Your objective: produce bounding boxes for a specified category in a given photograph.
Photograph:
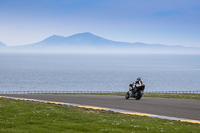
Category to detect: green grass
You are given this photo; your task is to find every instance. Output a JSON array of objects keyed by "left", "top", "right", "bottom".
[
  {"left": 43, "top": 92, "right": 200, "bottom": 100},
  {"left": 0, "top": 98, "right": 199, "bottom": 133},
  {"left": 143, "top": 93, "right": 200, "bottom": 100}
]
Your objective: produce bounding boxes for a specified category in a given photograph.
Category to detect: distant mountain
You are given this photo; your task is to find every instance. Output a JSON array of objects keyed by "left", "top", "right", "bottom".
[
  {"left": 0, "top": 41, "right": 6, "bottom": 47},
  {"left": 23, "top": 32, "right": 185, "bottom": 48},
  {"left": 1, "top": 32, "right": 200, "bottom": 54},
  {"left": 26, "top": 32, "right": 127, "bottom": 47}
]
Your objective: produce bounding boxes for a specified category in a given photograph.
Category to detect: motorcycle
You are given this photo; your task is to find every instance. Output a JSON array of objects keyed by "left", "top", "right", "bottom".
[{"left": 125, "top": 84, "right": 145, "bottom": 100}]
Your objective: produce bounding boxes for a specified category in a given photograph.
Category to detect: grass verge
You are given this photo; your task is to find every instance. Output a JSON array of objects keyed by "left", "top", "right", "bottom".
[
  {"left": 0, "top": 98, "right": 199, "bottom": 133},
  {"left": 42, "top": 92, "right": 200, "bottom": 100},
  {"left": 143, "top": 93, "right": 200, "bottom": 100}
]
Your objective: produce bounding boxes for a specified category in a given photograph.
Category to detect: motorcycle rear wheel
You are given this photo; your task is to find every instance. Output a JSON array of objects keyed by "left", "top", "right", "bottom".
[{"left": 135, "top": 90, "right": 143, "bottom": 100}]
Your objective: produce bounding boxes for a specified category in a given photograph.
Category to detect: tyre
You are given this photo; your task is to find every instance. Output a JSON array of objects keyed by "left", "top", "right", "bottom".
[
  {"left": 135, "top": 90, "right": 143, "bottom": 100},
  {"left": 125, "top": 91, "right": 130, "bottom": 99}
]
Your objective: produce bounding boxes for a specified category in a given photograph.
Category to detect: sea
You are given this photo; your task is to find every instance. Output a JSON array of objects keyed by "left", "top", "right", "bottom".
[{"left": 0, "top": 53, "right": 200, "bottom": 92}]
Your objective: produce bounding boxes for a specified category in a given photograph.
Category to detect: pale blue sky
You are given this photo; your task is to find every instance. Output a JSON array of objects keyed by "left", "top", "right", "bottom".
[{"left": 0, "top": 0, "right": 200, "bottom": 47}]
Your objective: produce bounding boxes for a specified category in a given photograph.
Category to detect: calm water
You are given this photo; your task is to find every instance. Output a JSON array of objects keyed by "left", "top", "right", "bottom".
[{"left": 0, "top": 54, "right": 200, "bottom": 92}]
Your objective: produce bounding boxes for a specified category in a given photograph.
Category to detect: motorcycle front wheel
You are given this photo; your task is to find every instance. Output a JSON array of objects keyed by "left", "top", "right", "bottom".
[{"left": 125, "top": 91, "right": 130, "bottom": 99}]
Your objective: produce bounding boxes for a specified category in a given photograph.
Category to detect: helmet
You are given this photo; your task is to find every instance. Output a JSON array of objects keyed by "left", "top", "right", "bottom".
[{"left": 137, "top": 77, "right": 141, "bottom": 81}]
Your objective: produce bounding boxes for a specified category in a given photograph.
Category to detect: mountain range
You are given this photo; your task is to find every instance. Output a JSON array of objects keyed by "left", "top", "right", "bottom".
[
  {"left": 0, "top": 41, "right": 6, "bottom": 47},
  {"left": 1, "top": 32, "right": 200, "bottom": 54}
]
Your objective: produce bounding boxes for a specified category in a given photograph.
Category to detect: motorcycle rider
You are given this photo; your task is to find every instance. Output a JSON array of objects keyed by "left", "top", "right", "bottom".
[{"left": 135, "top": 77, "right": 145, "bottom": 90}]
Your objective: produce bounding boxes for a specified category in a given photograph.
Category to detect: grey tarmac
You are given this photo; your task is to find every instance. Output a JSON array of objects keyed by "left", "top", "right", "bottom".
[{"left": 1, "top": 94, "right": 200, "bottom": 121}]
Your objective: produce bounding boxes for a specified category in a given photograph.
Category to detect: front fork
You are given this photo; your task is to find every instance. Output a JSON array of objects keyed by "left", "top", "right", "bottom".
[{"left": 129, "top": 91, "right": 135, "bottom": 98}]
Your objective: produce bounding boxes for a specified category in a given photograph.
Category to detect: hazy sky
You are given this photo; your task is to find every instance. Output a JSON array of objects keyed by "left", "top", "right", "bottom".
[{"left": 0, "top": 0, "right": 200, "bottom": 47}]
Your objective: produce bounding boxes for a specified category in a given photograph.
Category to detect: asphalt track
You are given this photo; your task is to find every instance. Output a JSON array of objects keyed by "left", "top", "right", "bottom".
[{"left": 1, "top": 94, "right": 200, "bottom": 122}]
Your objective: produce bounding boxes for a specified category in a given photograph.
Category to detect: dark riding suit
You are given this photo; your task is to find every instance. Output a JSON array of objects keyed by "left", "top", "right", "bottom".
[{"left": 135, "top": 80, "right": 145, "bottom": 90}]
